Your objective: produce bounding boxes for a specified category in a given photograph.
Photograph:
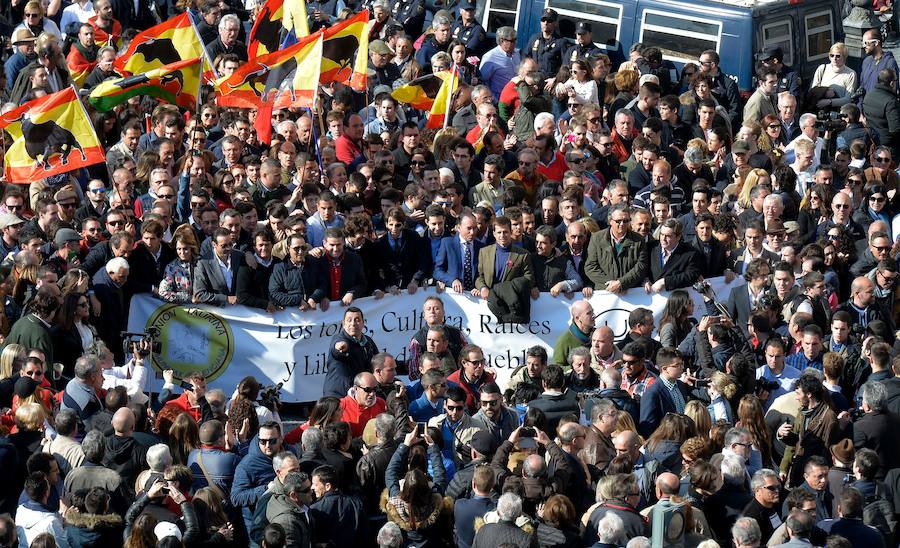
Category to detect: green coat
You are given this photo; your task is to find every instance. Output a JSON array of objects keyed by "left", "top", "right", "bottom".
[
  {"left": 553, "top": 325, "right": 589, "bottom": 368},
  {"left": 584, "top": 228, "right": 648, "bottom": 290},
  {"left": 5, "top": 314, "right": 53, "bottom": 366}
]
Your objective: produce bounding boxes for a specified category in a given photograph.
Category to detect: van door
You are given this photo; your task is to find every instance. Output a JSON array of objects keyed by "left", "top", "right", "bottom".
[{"left": 544, "top": 0, "right": 631, "bottom": 59}]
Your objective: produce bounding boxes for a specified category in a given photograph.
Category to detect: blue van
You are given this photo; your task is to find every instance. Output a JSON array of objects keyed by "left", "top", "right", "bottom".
[{"left": 478, "top": 0, "right": 844, "bottom": 92}]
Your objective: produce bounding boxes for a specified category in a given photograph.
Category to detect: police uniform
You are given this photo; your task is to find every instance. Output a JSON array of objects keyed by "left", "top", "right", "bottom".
[
  {"left": 393, "top": 0, "right": 426, "bottom": 37},
  {"left": 776, "top": 66, "right": 802, "bottom": 100},
  {"left": 524, "top": 31, "right": 565, "bottom": 78},
  {"left": 452, "top": 21, "right": 487, "bottom": 56},
  {"left": 564, "top": 41, "right": 603, "bottom": 64}
]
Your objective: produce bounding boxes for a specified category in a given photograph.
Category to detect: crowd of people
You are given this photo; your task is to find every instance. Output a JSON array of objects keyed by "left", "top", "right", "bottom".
[{"left": 0, "top": 0, "right": 898, "bottom": 547}]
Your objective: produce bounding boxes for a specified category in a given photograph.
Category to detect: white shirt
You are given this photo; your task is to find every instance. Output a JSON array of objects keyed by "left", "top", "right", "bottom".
[
  {"left": 60, "top": 2, "right": 95, "bottom": 36},
  {"left": 102, "top": 359, "right": 150, "bottom": 405},
  {"left": 215, "top": 254, "right": 233, "bottom": 291}
]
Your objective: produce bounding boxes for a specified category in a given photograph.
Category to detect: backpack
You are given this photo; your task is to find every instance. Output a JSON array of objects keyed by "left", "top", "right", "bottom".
[{"left": 863, "top": 483, "right": 897, "bottom": 546}]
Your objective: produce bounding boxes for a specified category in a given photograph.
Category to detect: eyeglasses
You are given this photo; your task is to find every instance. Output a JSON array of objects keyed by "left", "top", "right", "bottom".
[
  {"left": 446, "top": 404, "right": 465, "bottom": 411},
  {"left": 467, "top": 358, "right": 486, "bottom": 365},
  {"left": 258, "top": 438, "right": 280, "bottom": 445},
  {"left": 848, "top": 178, "right": 864, "bottom": 184},
  {"left": 732, "top": 442, "right": 752, "bottom": 448},
  {"left": 622, "top": 359, "right": 640, "bottom": 365},
  {"left": 357, "top": 385, "right": 377, "bottom": 393},
  {"left": 107, "top": 219, "right": 125, "bottom": 226},
  {"left": 568, "top": 103, "right": 580, "bottom": 108},
  {"left": 610, "top": 218, "right": 628, "bottom": 224},
  {"left": 22, "top": 369, "right": 43, "bottom": 377},
  {"left": 829, "top": 53, "right": 843, "bottom": 59},
  {"left": 158, "top": 194, "right": 176, "bottom": 199},
  {"left": 870, "top": 196, "right": 886, "bottom": 202},
  {"left": 761, "top": 485, "right": 780, "bottom": 492},
  {"left": 874, "top": 245, "right": 892, "bottom": 252},
  {"left": 518, "top": 161, "right": 535, "bottom": 166},
  {"left": 24, "top": 12, "right": 40, "bottom": 17},
  {"left": 833, "top": 203, "right": 850, "bottom": 209},
  {"left": 878, "top": 271, "right": 898, "bottom": 282},
  {"left": 5, "top": 204, "right": 22, "bottom": 211},
  {"left": 768, "top": 124, "right": 781, "bottom": 130},
  {"left": 88, "top": 188, "right": 106, "bottom": 194},
  {"left": 569, "top": 158, "right": 585, "bottom": 165},
  {"left": 588, "top": 117, "right": 600, "bottom": 123},
  {"left": 480, "top": 399, "right": 499, "bottom": 407},
  {"left": 875, "top": 156, "right": 891, "bottom": 163},
  {"left": 699, "top": 60, "right": 713, "bottom": 66},
  {"left": 410, "top": 161, "right": 426, "bottom": 166}
]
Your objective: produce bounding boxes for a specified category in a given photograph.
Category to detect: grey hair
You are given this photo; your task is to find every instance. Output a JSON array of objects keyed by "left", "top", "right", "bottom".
[
  {"left": 98, "top": 45, "right": 116, "bottom": 58},
  {"left": 496, "top": 492, "right": 523, "bottom": 521},
  {"left": 146, "top": 443, "right": 173, "bottom": 471},
  {"left": 374, "top": 413, "right": 395, "bottom": 441},
  {"left": 272, "top": 451, "right": 299, "bottom": 472},
  {"left": 54, "top": 409, "right": 78, "bottom": 436},
  {"left": 721, "top": 455, "right": 747, "bottom": 486},
  {"left": 81, "top": 430, "right": 106, "bottom": 463},
  {"left": 569, "top": 346, "right": 591, "bottom": 365},
  {"left": 534, "top": 112, "right": 555, "bottom": 132},
  {"left": 600, "top": 368, "right": 622, "bottom": 389},
  {"left": 522, "top": 454, "right": 546, "bottom": 478},
  {"left": 863, "top": 381, "right": 887, "bottom": 413},
  {"left": 626, "top": 537, "right": 651, "bottom": 548},
  {"left": 763, "top": 194, "right": 783, "bottom": 208},
  {"left": 590, "top": 398, "right": 617, "bottom": 423},
  {"left": 432, "top": 14, "right": 452, "bottom": 28},
  {"left": 376, "top": 522, "right": 403, "bottom": 548},
  {"left": 750, "top": 468, "right": 779, "bottom": 492},
  {"left": 495, "top": 26, "right": 516, "bottom": 44},
  {"left": 799, "top": 112, "right": 817, "bottom": 129},
  {"left": 724, "top": 427, "right": 751, "bottom": 448},
  {"left": 276, "top": 120, "right": 297, "bottom": 133},
  {"left": 473, "top": 84, "right": 492, "bottom": 100},
  {"left": 302, "top": 427, "right": 323, "bottom": 452},
  {"left": 218, "top": 13, "right": 240, "bottom": 31},
  {"left": 205, "top": 389, "right": 227, "bottom": 415},
  {"left": 732, "top": 517, "right": 762, "bottom": 546},
  {"left": 74, "top": 355, "right": 98, "bottom": 381},
  {"left": 371, "top": 0, "right": 390, "bottom": 8},
  {"left": 106, "top": 256, "right": 129, "bottom": 274},
  {"left": 431, "top": 51, "right": 451, "bottom": 69},
  {"left": 597, "top": 512, "right": 625, "bottom": 544}
]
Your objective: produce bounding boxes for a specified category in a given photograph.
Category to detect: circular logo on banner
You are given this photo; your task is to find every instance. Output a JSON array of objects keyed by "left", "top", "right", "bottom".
[{"left": 144, "top": 304, "right": 235, "bottom": 381}]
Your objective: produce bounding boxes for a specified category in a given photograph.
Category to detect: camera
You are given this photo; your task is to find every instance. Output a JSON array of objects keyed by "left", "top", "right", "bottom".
[
  {"left": 120, "top": 327, "right": 162, "bottom": 358},
  {"left": 520, "top": 427, "right": 536, "bottom": 438},
  {"left": 815, "top": 110, "right": 846, "bottom": 133},
  {"left": 692, "top": 279, "right": 713, "bottom": 297},
  {"left": 259, "top": 382, "right": 283, "bottom": 411},
  {"left": 848, "top": 407, "right": 865, "bottom": 421}
]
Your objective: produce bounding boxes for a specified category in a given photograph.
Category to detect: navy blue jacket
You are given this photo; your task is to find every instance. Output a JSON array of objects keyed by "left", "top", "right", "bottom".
[
  {"left": 269, "top": 259, "right": 325, "bottom": 307},
  {"left": 323, "top": 329, "right": 379, "bottom": 397},
  {"left": 309, "top": 490, "right": 367, "bottom": 548},
  {"left": 231, "top": 435, "right": 283, "bottom": 530},
  {"left": 454, "top": 496, "right": 496, "bottom": 548},
  {"left": 434, "top": 236, "right": 482, "bottom": 287},
  {"left": 638, "top": 378, "right": 692, "bottom": 437}
]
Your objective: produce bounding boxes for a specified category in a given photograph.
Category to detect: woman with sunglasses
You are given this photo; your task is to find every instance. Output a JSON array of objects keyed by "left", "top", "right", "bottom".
[
  {"left": 810, "top": 42, "right": 858, "bottom": 111},
  {"left": 853, "top": 183, "right": 894, "bottom": 232},
  {"left": 50, "top": 292, "right": 95, "bottom": 379},
  {"left": 211, "top": 170, "right": 236, "bottom": 212},
  {"left": 760, "top": 113, "right": 785, "bottom": 151},
  {"left": 559, "top": 60, "right": 599, "bottom": 107}
]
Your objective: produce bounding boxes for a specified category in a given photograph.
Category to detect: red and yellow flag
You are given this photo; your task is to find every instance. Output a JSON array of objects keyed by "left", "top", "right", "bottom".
[
  {"left": 0, "top": 87, "right": 105, "bottom": 183},
  {"left": 321, "top": 10, "right": 369, "bottom": 92},
  {"left": 216, "top": 31, "right": 322, "bottom": 109},
  {"left": 426, "top": 68, "right": 460, "bottom": 129},
  {"left": 247, "top": 0, "right": 309, "bottom": 59},
  {"left": 66, "top": 48, "right": 96, "bottom": 88},
  {"left": 114, "top": 12, "right": 203, "bottom": 76},
  {"left": 87, "top": 16, "right": 122, "bottom": 49},
  {"left": 392, "top": 73, "right": 444, "bottom": 111},
  {"left": 89, "top": 57, "right": 202, "bottom": 112}
]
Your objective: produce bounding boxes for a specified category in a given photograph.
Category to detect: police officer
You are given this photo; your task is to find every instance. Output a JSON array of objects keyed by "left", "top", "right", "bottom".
[
  {"left": 393, "top": 0, "right": 427, "bottom": 38},
  {"left": 756, "top": 46, "right": 802, "bottom": 103},
  {"left": 523, "top": 8, "right": 565, "bottom": 81},
  {"left": 564, "top": 21, "right": 603, "bottom": 65},
  {"left": 451, "top": 1, "right": 487, "bottom": 56}
]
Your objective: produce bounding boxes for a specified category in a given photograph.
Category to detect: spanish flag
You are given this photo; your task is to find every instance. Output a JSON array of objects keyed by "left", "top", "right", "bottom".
[
  {"left": 392, "top": 73, "right": 445, "bottom": 111},
  {"left": 66, "top": 46, "right": 96, "bottom": 88},
  {"left": 0, "top": 87, "right": 105, "bottom": 183},
  {"left": 114, "top": 12, "right": 203, "bottom": 76},
  {"left": 321, "top": 10, "right": 369, "bottom": 92},
  {"left": 87, "top": 16, "right": 122, "bottom": 49},
  {"left": 216, "top": 31, "right": 322, "bottom": 109},
  {"left": 248, "top": 0, "right": 309, "bottom": 59},
  {"left": 89, "top": 57, "right": 202, "bottom": 112},
  {"left": 425, "top": 68, "right": 460, "bottom": 129}
]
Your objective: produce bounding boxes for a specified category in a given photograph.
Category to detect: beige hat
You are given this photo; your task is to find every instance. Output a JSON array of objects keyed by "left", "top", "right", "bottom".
[
  {"left": 12, "top": 29, "right": 37, "bottom": 46},
  {"left": 0, "top": 213, "right": 24, "bottom": 230},
  {"left": 369, "top": 40, "right": 393, "bottom": 56}
]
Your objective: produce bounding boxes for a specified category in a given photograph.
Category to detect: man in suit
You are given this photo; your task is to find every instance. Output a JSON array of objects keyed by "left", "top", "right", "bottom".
[
  {"left": 433, "top": 212, "right": 481, "bottom": 293},
  {"left": 454, "top": 466, "right": 496, "bottom": 548},
  {"left": 692, "top": 212, "right": 730, "bottom": 278},
  {"left": 584, "top": 203, "right": 648, "bottom": 294},
  {"left": 193, "top": 228, "right": 242, "bottom": 306},
  {"left": 318, "top": 227, "right": 367, "bottom": 306},
  {"left": 646, "top": 218, "right": 701, "bottom": 293},
  {"left": 373, "top": 207, "right": 431, "bottom": 293},
  {"left": 111, "top": 0, "right": 157, "bottom": 31},
  {"left": 728, "top": 220, "right": 779, "bottom": 277},
  {"left": 727, "top": 258, "right": 772, "bottom": 337},
  {"left": 638, "top": 348, "right": 692, "bottom": 437},
  {"left": 474, "top": 215, "right": 534, "bottom": 300}
]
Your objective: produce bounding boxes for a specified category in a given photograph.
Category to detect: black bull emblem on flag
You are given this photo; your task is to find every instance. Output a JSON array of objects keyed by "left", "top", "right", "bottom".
[
  {"left": 133, "top": 37, "right": 181, "bottom": 67},
  {"left": 322, "top": 34, "right": 359, "bottom": 79},
  {"left": 19, "top": 114, "right": 87, "bottom": 170}
]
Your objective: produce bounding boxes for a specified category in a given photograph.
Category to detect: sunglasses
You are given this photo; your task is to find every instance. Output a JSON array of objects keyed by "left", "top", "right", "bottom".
[
  {"left": 834, "top": 204, "right": 850, "bottom": 209},
  {"left": 588, "top": 117, "right": 600, "bottom": 123},
  {"left": 107, "top": 219, "right": 125, "bottom": 226},
  {"left": 446, "top": 404, "right": 465, "bottom": 411},
  {"left": 5, "top": 204, "right": 22, "bottom": 211},
  {"left": 768, "top": 124, "right": 781, "bottom": 130},
  {"left": 158, "top": 194, "right": 176, "bottom": 199},
  {"left": 410, "top": 161, "right": 426, "bottom": 166},
  {"left": 569, "top": 158, "right": 585, "bottom": 164},
  {"left": 258, "top": 438, "right": 280, "bottom": 445},
  {"left": 829, "top": 53, "right": 843, "bottom": 59},
  {"left": 870, "top": 196, "right": 886, "bottom": 202},
  {"left": 88, "top": 188, "right": 106, "bottom": 194},
  {"left": 876, "top": 157, "right": 891, "bottom": 163},
  {"left": 480, "top": 399, "right": 499, "bottom": 407},
  {"left": 357, "top": 386, "right": 377, "bottom": 393}
]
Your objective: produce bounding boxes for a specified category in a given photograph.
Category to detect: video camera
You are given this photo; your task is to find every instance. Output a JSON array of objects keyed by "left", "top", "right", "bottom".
[
  {"left": 259, "top": 382, "right": 283, "bottom": 412},
  {"left": 816, "top": 110, "right": 846, "bottom": 133},
  {"left": 120, "top": 327, "right": 162, "bottom": 358}
]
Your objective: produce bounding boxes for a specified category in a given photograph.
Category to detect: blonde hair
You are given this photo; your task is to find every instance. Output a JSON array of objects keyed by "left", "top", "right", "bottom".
[
  {"left": 710, "top": 371, "right": 737, "bottom": 399},
  {"left": 684, "top": 400, "right": 712, "bottom": 438},
  {"left": 15, "top": 402, "right": 46, "bottom": 431},
  {"left": 738, "top": 168, "right": 770, "bottom": 209},
  {"left": 0, "top": 344, "right": 25, "bottom": 380},
  {"left": 830, "top": 42, "right": 849, "bottom": 59}
]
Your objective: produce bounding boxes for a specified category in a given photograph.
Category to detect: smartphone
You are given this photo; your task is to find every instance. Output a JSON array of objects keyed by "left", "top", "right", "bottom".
[
  {"left": 416, "top": 422, "right": 427, "bottom": 435},
  {"left": 520, "top": 427, "right": 535, "bottom": 438}
]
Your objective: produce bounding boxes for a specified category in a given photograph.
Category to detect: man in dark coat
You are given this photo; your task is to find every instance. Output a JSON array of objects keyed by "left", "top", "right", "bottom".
[
  {"left": 863, "top": 68, "right": 900, "bottom": 157},
  {"left": 92, "top": 257, "right": 129, "bottom": 363},
  {"left": 472, "top": 492, "right": 537, "bottom": 548},
  {"left": 646, "top": 218, "right": 701, "bottom": 293},
  {"left": 638, "top": 348, "right": 693, "bottom": 437},
  {"left": 584, "top": 203, "right": 648, "bottom": 293},
  {"left": 853, "top": 381, "right": 900, "bottom": 478},
  {"left": 309, "top": 465, "right": 366, "bottom": 547},
  {"left": 323, "top": 307, "right": 379, "bottom": 397},
  {"left": 266, "top": 471, "right": 315, "bottom": 548}
]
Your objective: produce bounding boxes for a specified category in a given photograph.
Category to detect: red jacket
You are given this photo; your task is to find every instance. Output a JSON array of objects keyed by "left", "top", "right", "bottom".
[
  {"left": 446, "top": 369, "right": 496, "bottom": 414},
  {"left": 339, "top": 395, "right": 386, "bottom": 438},
  {"left": 163, "top": 392, "right": 202, "bottom": 423},
  {"left": 335, "top": 134, "right": 362, "bottom": 165}
]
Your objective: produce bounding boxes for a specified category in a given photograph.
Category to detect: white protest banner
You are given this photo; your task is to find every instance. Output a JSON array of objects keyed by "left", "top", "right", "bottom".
[{"left": 127, "top": 276, "right": 742, "bottom": 402}]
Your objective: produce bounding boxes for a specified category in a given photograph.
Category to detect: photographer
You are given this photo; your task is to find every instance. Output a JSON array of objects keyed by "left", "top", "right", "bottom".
[
  {"left": 836, "top": 104, "right": 877, "bottom": 151},
  {"left": 853, "top": 381, "right": 900, "bottom": 477},
  {"left": 86, "top": 339, "right": 153, "bottom": 406}
]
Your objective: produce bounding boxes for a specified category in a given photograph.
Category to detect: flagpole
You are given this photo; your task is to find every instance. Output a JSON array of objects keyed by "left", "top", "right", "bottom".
[
  {"left": 187, "top": 10, "right": 218, "bottom": 80},
  {"left": 307, "top": 107, "right": 324, "bottom": 172}
]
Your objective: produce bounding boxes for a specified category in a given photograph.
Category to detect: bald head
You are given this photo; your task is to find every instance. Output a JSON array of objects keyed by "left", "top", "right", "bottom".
[
  {"left": 596, "top": 325, "right": 613, "bottom": 339},
  {"left": 657, "top": 472, "right": 681, "bottom": 495},
  {"left": 869, "top": 221, "right": 889, "bottom": 238},
  {"left": 111, "top": 407, "right": 135, "bottom": 436},
  {"left": 615, "top": 430, "right": 640, "bottom": 448},
  {"left": 852, "top": 276, "right": 875, "bottom": 293},
  {"left": 571, "top": 300, "right": 595, "bottom": 332}
]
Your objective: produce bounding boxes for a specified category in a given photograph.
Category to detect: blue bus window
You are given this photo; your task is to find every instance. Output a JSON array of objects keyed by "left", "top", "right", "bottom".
[
  {"left": 548, "top": 0, "right": 622, "bottom": 45},
  {"left": 805, "top": 10, "right": 834, "bottom": 61},
  {"left": 482, "top": 0, "right": 520, "bottom": 33},
  {"left": 640, "top": 10, "right": 721, "bottom": 63},
  {"left": 763, "top": 20, "right": 794, "bottom": 66}
]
